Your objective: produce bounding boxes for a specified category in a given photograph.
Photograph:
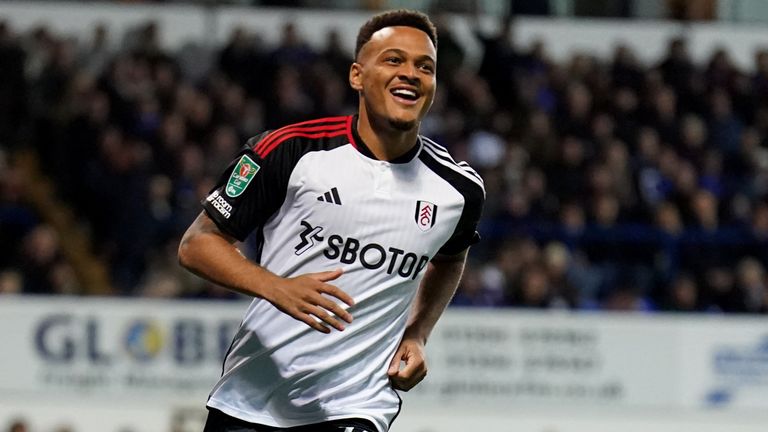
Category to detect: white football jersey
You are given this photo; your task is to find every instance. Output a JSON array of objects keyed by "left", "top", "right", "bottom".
[{"left": 202, "top": 116, "right": 484, "bottom": 431}]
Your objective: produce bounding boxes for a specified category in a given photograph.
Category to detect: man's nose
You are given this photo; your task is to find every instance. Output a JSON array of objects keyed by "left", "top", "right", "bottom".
[{"left": 398, "top": 63, "right": 418, "bottom": 82}]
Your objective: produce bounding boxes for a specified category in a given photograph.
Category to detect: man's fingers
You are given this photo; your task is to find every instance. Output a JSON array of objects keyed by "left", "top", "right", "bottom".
[
  {"left": 315, "top": 297, "right": 353, "bottom": 324},
  {"left": 391, "top": 363, "right": 426, "bottom": 391},
  {"left": 310, "top": 268, "right": 344, "bottom": 282},
  {"left": 388, "top": 341, "right": 427, "bottom": 391},
  {"left": 297, "top": 313, "right": 330, "bottom": 334},
  {"left": 388, "top": 350, "right": 404, "bottom": 375},
  {"left": 275, "top": 270, "right": 356, "bottom": 333},
  {"left": 392, "top": 370, "right": 426, "bottom": 391},
  {"left": 308, "top": 305, "right": 347, "bottom": 331},
  {"left": 397, "top": 355, "right": 422, "bottom": 378},
  {"left": 321, "top": 284, "right": 355, "bottom": 307},
  {"left": 299, "top": 270, "right": 355, "bottom": 307}
]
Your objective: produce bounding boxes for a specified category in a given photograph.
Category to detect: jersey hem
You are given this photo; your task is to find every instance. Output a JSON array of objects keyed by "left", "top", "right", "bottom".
[{"left": 206, "top": 399, "right": 386, "bottom": 432}]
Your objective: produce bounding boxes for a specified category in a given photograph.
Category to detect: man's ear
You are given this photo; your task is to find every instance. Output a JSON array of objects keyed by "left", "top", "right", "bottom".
[{"left": 349, "top": 62, "right": 363, "bottom": 92}]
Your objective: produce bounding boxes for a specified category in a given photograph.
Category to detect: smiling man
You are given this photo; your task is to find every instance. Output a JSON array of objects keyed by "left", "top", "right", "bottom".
[{"left": 179, "top": 9, "right": 485, "bottom": 432}]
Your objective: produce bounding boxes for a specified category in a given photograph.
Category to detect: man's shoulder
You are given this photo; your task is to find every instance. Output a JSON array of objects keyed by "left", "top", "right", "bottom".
[
  {"left": 418, "top": 135, "right": 485, "bottom": 201},
  {"left": 247, "top": 116, "right": 354, "bottom": 159}
]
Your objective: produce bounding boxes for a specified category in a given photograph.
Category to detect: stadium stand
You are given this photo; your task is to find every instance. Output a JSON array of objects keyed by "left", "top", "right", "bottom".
[{"left": 1, "top": 7, "right": 767, "bottom": 314}]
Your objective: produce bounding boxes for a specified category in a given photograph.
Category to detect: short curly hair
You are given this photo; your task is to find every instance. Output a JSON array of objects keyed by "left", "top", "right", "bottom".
[{"left": 355, "top": 9, "right": 438, "bottom": 60}]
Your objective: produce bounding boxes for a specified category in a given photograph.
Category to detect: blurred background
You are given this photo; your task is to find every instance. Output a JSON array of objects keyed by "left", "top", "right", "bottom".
[{"left": 1, "top": 0, "right": 768, "bottom": 431}]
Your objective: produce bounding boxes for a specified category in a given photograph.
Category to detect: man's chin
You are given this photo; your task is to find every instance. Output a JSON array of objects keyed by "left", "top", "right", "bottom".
[{"left": 387, "top": 117, "right": 417, "bottom": 132}]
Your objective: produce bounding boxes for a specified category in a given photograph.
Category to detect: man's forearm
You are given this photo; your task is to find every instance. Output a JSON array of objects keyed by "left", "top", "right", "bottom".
[
  {"left": 403, "top": 250, "right": 468, "bottom": 344},
  {"left": 178, "top": 212, "right": 279, "bottom": 298},
  {"left": 178, "top": 212, "right": 354, "bottom": 333}
]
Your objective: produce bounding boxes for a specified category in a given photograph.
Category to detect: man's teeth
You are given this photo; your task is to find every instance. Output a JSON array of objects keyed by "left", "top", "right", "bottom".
[{"left": 392, "top": 89, "right": 417, "bottom": 99}]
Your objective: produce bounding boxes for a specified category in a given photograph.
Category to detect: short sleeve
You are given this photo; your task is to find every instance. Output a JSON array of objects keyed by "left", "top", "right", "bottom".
[
  {"left": 201, "top": 132, "right": 297, "bottom": 241},
  {"left": 437, "top": 185, "right": 485, "bottom": 256}
]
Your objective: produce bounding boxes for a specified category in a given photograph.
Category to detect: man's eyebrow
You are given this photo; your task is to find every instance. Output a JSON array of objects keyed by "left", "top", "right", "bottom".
[{"left": 380, "top": 48, "right": 436, "bottom": 64}]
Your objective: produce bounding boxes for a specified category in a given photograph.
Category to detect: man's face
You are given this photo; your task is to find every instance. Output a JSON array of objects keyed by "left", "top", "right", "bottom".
[{"left": 351, "top": 26, "right": 437, "bottom": 131}]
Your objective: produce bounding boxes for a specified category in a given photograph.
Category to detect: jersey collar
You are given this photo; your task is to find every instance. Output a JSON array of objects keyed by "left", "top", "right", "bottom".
[{"left": 349, "top": 115, "right": 421, "bottom": 164}]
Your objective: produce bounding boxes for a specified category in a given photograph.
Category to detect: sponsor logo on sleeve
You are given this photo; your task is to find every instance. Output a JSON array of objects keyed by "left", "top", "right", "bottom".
[
  {"left": 225, "top": 155, "right": 260, "bottom": 198},
  {"left": 206, "top": 190, "right": 233, "bottom": 219}
]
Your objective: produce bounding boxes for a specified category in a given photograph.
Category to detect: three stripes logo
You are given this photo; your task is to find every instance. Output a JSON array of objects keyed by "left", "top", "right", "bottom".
[
  {"left": 317, "top": 187, "right": 343, "bottom": 205},
  {"left": 415, "top": 200, "right": 437, "bottom": 232}
]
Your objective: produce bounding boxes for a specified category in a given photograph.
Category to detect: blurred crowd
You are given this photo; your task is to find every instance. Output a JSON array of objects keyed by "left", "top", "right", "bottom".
[
  {"left": 4, "top": 420, "right": 70, "bottom": 432},
  {"left": 2, "top": 11, "right": 768, "bottom": 314}
]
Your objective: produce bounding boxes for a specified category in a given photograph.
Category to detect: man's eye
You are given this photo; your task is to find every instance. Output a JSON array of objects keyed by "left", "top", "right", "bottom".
[
  {"left": 385, "top": 57, "right": 402, "bottom": 64},
  {"left": 419, "top": 64, "right": 435, "bottom": 73}
]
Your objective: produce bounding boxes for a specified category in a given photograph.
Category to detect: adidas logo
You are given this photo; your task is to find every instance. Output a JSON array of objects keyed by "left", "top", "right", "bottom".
[{"left": 317, "top": 187, "right": 342, "bottom": 205}]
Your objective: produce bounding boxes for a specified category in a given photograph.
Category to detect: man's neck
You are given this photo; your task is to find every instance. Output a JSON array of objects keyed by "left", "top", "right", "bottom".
[{"left": 356, "top": 113, "right": 419, "bottom": 162}]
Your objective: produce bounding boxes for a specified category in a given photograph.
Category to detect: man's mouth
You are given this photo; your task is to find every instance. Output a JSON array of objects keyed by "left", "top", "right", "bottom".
[{"left": 390, "top": 87, "right": 420, "bottom": 105}]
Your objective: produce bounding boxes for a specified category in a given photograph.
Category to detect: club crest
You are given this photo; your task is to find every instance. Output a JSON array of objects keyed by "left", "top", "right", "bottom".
[{"left": 415, "top": 200, "right": 437, "bottom": 231}]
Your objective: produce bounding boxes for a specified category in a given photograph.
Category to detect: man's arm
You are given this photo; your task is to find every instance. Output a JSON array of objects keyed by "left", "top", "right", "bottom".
[
  {"left": 388, "top": 249, "right": 468, "bottom": 391},
  {"left": 178, "top": 211, "right": 354, "bottom": 333}
]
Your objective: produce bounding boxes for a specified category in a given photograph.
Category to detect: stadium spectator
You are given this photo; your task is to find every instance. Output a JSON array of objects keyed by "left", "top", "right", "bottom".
[
  {"left": 451, "top": 261, "right": 503, "bottom": 307},
  {"left": 735, "top": 257, "right": 768, "bottom": 313},
  {"left": 6, "top": 419, "right": 27, "bottom": 432},
  {"left": 0, "top": 270, "right": 22, "bottom": 294},
  {"left": 664, "top": 272, "right": 700, "bottom": 312},
  {"left": 18, "top": 225, "right": 72, "bottom": 294},
  {"left": 0, "top": 20, "right": 27, "bottom": 149}
]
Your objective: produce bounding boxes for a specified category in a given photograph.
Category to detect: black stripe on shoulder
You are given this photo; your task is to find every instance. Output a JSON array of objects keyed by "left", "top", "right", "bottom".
[
  {"left": 420, "top": 138, "right": 484, "bottom": 186},
  {"left": 419, "top": 149, "right": 485, "bottom": 201},
  {"left": 419, "top": 146, "right": 486, "bottom": 255},
  {"left": 420, "top": 149, "right": 484, "bottom": 193}
]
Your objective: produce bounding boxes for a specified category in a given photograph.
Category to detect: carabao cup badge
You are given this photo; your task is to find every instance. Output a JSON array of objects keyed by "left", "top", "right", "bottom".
[
  {"left": 226, "top": 155, "right": 260, "bottom": 197},
  {"left": 415, "top": 200, "right": 437, "bottom": 231}
]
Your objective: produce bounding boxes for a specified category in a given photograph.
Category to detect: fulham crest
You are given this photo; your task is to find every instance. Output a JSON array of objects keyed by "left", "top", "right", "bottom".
[{"left": 415, "top": 200, "right": 438, "bottom": 232}]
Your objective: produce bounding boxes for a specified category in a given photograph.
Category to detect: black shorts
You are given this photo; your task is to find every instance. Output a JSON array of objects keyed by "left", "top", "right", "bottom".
[{"left": 203, "top": 408, "right": 378, "bottom": 432}]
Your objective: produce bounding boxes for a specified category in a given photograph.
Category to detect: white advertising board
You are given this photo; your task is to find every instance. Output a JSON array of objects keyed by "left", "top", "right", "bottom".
[
  {"left": 678, "top": 318, "right": 768, "bottom": 409},
  {"left": 0, "top": 296, "right": 247, "bottom": 404},
  {"left": 406, "top": 310, "right": 676, "bottom": 408},
  {"left": 406, "top": 310, "right": 768, "bottom": 412},
  {"left": 1, "top": 297, "right": 768, "bottom": 432}
]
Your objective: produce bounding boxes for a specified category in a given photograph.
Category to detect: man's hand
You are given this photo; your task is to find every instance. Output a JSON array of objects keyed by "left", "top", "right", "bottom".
[
  {"left": 387, "top": 337, "right": 427, "bottom": 391},
  {"left": 179, "top": 213, "right": 354, "bottom": 334},
  {"left": 385, "top": 250, "right": 467, "bottom": 390},
  {"left": 262, "top": 268, "right": 355, "bottom": 334}
]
